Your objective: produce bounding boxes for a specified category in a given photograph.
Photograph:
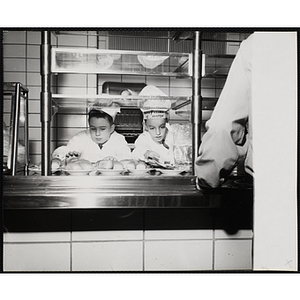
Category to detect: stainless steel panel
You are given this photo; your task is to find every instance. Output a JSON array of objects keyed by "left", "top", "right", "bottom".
[{"left": 3, "top": 176, "right": 221, "bottom": 210}]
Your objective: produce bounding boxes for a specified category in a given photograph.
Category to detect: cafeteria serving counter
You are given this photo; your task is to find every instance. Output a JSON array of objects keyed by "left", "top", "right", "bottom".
[
  {"left": 3, "top": 175, "right": 253, "bottom": 235},
  {"left": 3, "top": 175, "right": 217, "bottom": 209},
  {"left": 3, "top": 174, "right": 253, "bottom": 272},
  {"left": 3, "top": 175, "right": 253, "bottom": 210}
]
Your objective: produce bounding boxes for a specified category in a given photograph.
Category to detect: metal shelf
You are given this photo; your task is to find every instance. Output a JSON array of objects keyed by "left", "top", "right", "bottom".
[
  {"left": 52, "top": 94, "right": 191, "bottom": 109},
  {"left": 203, "top": 54, "right": 234, "bottom": 78},
  {"left": 51, "top": 48, "right": 192, "bottom": 77}
]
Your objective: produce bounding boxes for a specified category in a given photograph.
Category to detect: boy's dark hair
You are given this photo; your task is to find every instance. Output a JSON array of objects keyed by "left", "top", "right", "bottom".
[{"left": 88, "top": 109, "right": 114, "bottom": 126}]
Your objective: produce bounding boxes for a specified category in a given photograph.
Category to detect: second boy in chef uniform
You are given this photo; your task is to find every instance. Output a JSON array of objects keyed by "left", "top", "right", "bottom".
[
  {"left": 132, "top": 86, "right": 175, "bottom": 166},
  {"left": 51, "top": 105, "right": 132, "bottom": 166}
]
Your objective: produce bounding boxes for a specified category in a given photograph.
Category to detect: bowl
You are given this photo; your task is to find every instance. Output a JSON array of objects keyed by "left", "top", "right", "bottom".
[
  {"left": 128, "top": 169, "right": 151, "bottom": 176},
  {"left": 62, "top": 169, "right": 93, "bottom": 176}
]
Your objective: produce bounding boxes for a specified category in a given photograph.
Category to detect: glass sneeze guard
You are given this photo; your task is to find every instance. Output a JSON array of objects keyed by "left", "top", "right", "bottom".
[
  {"left": 3, "top": 82, "right": 29, "bottom": 176},
  {"left": 51, "top": 48, "right": 192, "bottom": 77}
]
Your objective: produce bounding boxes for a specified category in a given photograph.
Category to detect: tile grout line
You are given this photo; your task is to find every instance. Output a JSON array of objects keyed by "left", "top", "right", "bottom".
[
  {"left": 70, "top": 208, "right": 73, "bottom": 272},
  {"left": 5, "top": 236, "right": 247, "bottom": 244},
  {"left": 142, "top": 209, "right": 145, "bottom": 271},
  {"left": 25, "top": 32, "right": 28, "bottom": 88},
  {"left": 4, "top": 240, "right": 71, "bottom": 244},
  {"left": 212, "top": 230, "right": 215, "bottom": 271},
  {"left": 70, "top": 231, "right": 73, "bottom": 272},
  {"left": 71, "top": 239, "right": 143, "bottom": 243},
  {"left": 143, "top": 230, "right": 145, "bottom": 271}
]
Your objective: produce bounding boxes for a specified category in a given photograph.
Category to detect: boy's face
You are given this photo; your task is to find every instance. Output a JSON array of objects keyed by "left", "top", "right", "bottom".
[
  {"left": 89, "top": 117, "right": 115, "bottom": 145},
  {"left": 145, "top": 118, "right": 168, "bottom": 144}
]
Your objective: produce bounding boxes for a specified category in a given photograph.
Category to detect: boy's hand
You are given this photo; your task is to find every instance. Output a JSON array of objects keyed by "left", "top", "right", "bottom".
[
  {"left": 65, "top": 151, "right": 81, "bottom": 165},
  {"left": 144, "top": 150, "right": 160, "bottom": 165},
  {"left": 66, "top": 151, "right": 80, "bottom": 159}
]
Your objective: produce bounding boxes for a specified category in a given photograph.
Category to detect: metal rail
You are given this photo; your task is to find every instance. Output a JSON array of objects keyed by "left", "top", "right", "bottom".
[
  {"left": 5, "top": 82, "right": 29, "bottom": 176},
  {"left": 192, "top": 31, "right": 202, "bottom": 174},
  {"left": 3, "top": 175, "right": 223, "bottom": 209},
  {"left": 40, "top": 31, "right": 52, "bottom": 176}
]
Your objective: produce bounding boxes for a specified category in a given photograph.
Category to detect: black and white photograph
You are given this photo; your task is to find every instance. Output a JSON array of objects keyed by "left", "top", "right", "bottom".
[
  {"left": 2, "top": 27, "right": 298, "bottom": 271},
  {"left": 1, "top": 5, "right": 299, "bottom": 296}
]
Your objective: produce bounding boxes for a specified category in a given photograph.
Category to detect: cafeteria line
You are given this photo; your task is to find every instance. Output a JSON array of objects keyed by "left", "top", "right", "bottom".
[{"left": 2, "top": 30, "right": 297, "bottom": 271}]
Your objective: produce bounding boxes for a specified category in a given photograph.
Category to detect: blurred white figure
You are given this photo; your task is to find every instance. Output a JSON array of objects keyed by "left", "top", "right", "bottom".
[
  {"left": 195, "top": 35, "right": 253, "bottom": 188},
  {"left": 3, "top": 121, "right": 25, "bottom": 167}
]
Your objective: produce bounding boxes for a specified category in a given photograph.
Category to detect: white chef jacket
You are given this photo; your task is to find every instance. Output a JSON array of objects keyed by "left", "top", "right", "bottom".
[
  {"left": 64, "top": 130, "right": 132, "bottom": 162},
  {"left": 195, "top": 34, "right": 253, "bottom": 188},
  {"left": 132, "top": 130, "right": 175, "bottom": 165}
]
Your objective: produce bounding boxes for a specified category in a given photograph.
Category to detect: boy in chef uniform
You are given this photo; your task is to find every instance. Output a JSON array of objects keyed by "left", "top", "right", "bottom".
[
  {"left": 51, "top": 105, "right": 131, "bottom": 167},
  {"left": 131, "top": 86, "right": 175, "bottom": 166}
]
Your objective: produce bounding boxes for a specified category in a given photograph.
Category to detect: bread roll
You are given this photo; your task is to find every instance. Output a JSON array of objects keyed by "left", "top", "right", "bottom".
[
  {"left": 113, "top": 161, "right": 124, "bottom": 170},
  {"left": 65, "top": 162, "right": 82, "bottom": 170},
  {"left": 126, "top": 161, "right": 136, "bottom": 170},
  {"left": 119, "top": 159, "right": 131, "bottom": 168},
  {"left": 65, "top": 158, "right": 93, "bottom": 170},
  {"left": 79, "top": 161, "right": 93, "bottom": 170},
  {"left": 98, "top": 159, "right": 113, "bottom": 169},
  {"left": 136, "top": 161, "right": 147, "bottom": 170},
  {"left": 120, "top": 159, "right": 137, "bottom": 169}
]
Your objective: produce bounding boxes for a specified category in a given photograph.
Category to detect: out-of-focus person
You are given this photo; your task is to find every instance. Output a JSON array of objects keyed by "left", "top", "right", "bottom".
[{"left": 195, "top": 34, "right": 254, "bottom": 188}]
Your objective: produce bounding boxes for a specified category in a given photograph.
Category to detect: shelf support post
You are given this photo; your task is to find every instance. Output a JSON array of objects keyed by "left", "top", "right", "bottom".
[
  {"left": 10, "top": 83, "right": 21, "bottom": 176},
  {"left": 40, "top": 31, "right": 52, "bottom": 176},
  {"left": 192, "top": 31, "right": 202, "bottom": 174}
]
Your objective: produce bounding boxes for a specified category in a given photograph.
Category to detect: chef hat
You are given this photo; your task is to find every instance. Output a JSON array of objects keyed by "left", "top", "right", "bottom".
[
  {"left": 88, "top": 103, "right": 120, "bottom": 121},
  {"left": 139, "top": 85, "right": 171, "bottom": 120}
]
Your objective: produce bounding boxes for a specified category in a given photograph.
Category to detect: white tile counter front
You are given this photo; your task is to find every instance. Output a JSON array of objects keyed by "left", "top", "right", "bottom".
[
  {"left": 144, "top": 229, "right": 213, "bottom": 270},
  {"left": 3, "top": 232, "right": 71, "bottom": 272},
  {"left": 72, "top": 230, "right": 144, "bottom": 271},
  {"left": 72, "top": 241, "right": 143, "bottom": 271},
  {"left": 145, "top": 240, "right": 213, "bottom": 271},
  {"left": 214, "top": 229, "right": 253, "bottom": 270},
  {"left": 214, "top": 240, "right": 252, "bottom": 270},
  {"left": 3, "top": 229, "right": 253, "bottom": 272}
]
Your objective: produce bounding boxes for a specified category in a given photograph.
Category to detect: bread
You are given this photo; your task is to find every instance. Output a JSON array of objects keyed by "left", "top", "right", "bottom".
[
  {"left": 65, "top": 158, "right": 93, "bottom": 170},
  {"left": 126, "top": 161, "right": 136, "bottom": 170},
  {"left": 113, "top": 161, "right": 124, "bottom": 170},
  {"left": 79, "top": 161, "right": 93, "bottom": 170},
  {"left": 120, "top": 159, "right": 137, "bottom": 169},
  {"left": 136, "top": 161, "right": 147, "bottom": 170},
  {"left": 65, "top": 163, "right": 82, "bottom": 170},
  {"left": 97, "top": 159, "right": 114, "bottom": 169}
]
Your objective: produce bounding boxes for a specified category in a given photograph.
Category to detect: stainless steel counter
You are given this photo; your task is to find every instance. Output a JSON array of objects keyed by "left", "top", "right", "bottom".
[
  {"left": 3, "top": 175, "right": 254, "bottom": 234},
  {"left": 3, "top": 175, "right": 223, "bottom": 209}
]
